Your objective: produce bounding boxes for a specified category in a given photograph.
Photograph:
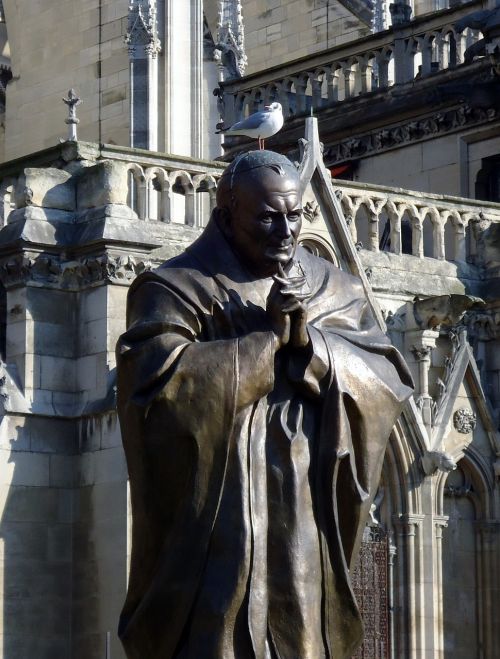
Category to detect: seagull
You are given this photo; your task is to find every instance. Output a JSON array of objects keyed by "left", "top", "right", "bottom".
[{"left": 216, "top": 102, "right": 284, "bottom": 150}]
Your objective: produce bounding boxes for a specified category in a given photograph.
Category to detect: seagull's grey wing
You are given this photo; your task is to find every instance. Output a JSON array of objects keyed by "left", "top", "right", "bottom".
[{"left": 230, "top": 111, "right": 268, "bottom": 130}]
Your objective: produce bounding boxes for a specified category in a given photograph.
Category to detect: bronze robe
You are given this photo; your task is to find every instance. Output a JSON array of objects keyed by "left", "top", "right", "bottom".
[{"left": 116, "top": 220, "right": 413, "bottom": 659}]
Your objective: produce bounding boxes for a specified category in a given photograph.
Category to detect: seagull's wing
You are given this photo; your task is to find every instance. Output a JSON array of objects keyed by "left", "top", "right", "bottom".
[{"left": 229, "top": 111, "right": 268, "bottom": 131}]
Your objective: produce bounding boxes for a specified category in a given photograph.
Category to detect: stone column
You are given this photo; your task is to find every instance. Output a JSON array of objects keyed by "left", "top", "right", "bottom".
[
  {"left": 388, "top": 540, "right": 398, "bottom": 659},
  {"left": 164, "top": 0, "right": 204, "bottom": 156},
  {"left": 476, "top": 520, "right": 500, "bottom": 659},
  {"left": 394, "top": 513, "right": 425, "bottom": 659},
  {"left": 390, "top": 3, "right": 414, "bottom": 84},
  {"left": 434, "top": 515, "right": 449, "bottom": 658},
  {"left": 406, "top": 329, "right": 439, "bottom": 433}
]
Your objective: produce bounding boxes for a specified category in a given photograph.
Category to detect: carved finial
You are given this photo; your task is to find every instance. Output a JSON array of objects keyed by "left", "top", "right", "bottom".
[{"left": 62, "top": 89, "right": 82, "bottom": 142}]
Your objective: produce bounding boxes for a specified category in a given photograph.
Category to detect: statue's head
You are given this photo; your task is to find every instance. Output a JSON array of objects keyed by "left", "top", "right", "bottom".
[{"left": 215, "top": 150, "right": 302, "bottom": 277}]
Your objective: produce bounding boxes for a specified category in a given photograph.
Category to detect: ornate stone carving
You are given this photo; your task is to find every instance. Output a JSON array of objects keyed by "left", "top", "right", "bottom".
[
  {"left": 302, "top": 200, "right": 320, "bottom": 223},
  {"left": 62, "top": 89, "right": 82, "bottom": 142},
  {"left": 411, "top": 345, "right": 432, "bottom": 361},
  {"left": 445, "top": 483, "right": 472, "bottom": 497},
  {"left": 324, "top": 105, "right": 498, "bottom": 165},
  {"left": 383, "top": 309, "right": 406, "bottom": 332},
  {"left": 0, "top": 253, "right": 153, "bottom": 289},
  {"left": 431, "top": 327, "right": 467, "bottom": 420},
  {"left": 413, "top": 294, "right": 483, "bottom": 331},
  {"left": 125, "top": 0, "right": 161, "bottom": 58},
  {"left": 0, "top": 255, "right": 34, "bottom": 288},
  {"left": 464, "top": 308, "right": 500, "bottom": 341},
  {"left": 421, "top": 450, "right": 457, "bottom": 476},
  {"left": 214, "top": 0, "right": 247, "bottom": 79},
  {"left": 453, "top": 408, "right": 477, "bottom": 434}
]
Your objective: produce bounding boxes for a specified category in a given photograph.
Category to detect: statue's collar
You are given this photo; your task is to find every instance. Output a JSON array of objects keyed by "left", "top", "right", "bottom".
[
  {"left": 187, "top": 218, "right": 268, "bottom": 284},
  {"left": 186, "top": 218, "right": 275, "bottom": 307}
]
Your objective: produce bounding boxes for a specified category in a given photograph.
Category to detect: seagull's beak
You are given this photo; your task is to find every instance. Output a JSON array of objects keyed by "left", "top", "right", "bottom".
[{"left": 264, "top": 105, "right": 271, "bottom": 110}]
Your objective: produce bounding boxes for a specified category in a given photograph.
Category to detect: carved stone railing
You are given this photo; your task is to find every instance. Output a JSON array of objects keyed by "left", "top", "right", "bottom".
[
  {"left": 98, "top": 145, "right": 226, "bottom": 227},
  {"left": 0, "top": 142, "right": 227, "bottom": 230},
  {"left": 1, "top": 140, "right": 500, "bottom": 267},
  {"left": 334, "top": 178, "right": 500, "bottom": 262},
  {"left": 218, "top": 1, "right": 483, "bottom": 127}
]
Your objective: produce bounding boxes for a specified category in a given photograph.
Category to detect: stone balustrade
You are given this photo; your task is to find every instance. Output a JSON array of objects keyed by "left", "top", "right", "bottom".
[
  {"left": 218, "top": 1, "right": 482, "bottom": 128},
  {"left": 0, "top": 142, "right": 226, "bottom": 231},
  {"left": 334, "top": 178, "right": 500, "bottom": 262},
  {"left": 0, "top": 140, "right": 499, "bottom": 269},
  {"left": 99, "top": 145, "right": 226, "bottom": 227}
]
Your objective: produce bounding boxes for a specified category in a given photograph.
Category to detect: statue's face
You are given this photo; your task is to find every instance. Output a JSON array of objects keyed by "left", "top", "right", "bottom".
[{"left": 226, "top": 169, "right": 302, "bottom": 277}]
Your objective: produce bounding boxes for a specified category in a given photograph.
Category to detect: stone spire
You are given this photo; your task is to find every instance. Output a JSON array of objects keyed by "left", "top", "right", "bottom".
[
  {"left": 125, "top": 0, "right": 161, "bottom": 58},
  {"left": 214, "top": 0, "right": 247, "bottom": 80}
]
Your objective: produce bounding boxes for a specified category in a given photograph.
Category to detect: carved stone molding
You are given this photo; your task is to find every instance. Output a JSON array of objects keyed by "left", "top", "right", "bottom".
[
  {"left": 392, "top": 513, "right": 425, "bottom": 536},
  {"left": 453, "top": 408, "right": 477, "bottom": 434},
  {"left": 0, "top": 253, "right": 154, "bottom": 290},
  {"left": 324, "top": 105, "right": 498, "bottom": 165}
]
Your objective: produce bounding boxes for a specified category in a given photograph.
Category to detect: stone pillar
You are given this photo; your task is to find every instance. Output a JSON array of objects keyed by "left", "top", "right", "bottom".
[
  {"left": 406, "top": 329, "right": 439, "bottom": 433},
  {"left": 476, "top": 520, "right": 500, "bottom": 659},
  {"left": 164, "top": 0, "right": 204, "bottom": 156},
  {"left": 388, "top": 541, "right": 398, "bottom": 659},
  {"left": 390, "top": 3, "right": 414, "bottom": 85},
  {"left": 394, "top": 513, "right": 425, "bottom": 659},
  {"left": 434, "top": 515, "right": 449, "bottom": 658}
]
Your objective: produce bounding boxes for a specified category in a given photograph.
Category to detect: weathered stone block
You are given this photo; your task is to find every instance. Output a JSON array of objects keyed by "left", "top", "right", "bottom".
[
  {"left": 76, "top": 160, "right": 129, "bottom": 209},
  {"left": 0, "top": 416, "right": 31, "bottom": 452},
  {"left": 39, "top": 356, "right": 76, "bottom": 391},
  {"left": 0, "top": 449, "right": 50, "bottom": 487},
  {"left": 14, "top": 168, "right": 75, "bottom": 211},
  {"left": 49, "top": 455, "right": 77, "bottom": 488},
  {"left": 100, "top": 412, "right": 122, "bottom": 449},
  {"left": 93, "top": 446, "right": 127, "bottom": 484},
  {"left": 35, "top": 323, "right": 77, "bottom": 359},
  {"left": 0, "top": 485, "right": 60, "bottom": 523}
]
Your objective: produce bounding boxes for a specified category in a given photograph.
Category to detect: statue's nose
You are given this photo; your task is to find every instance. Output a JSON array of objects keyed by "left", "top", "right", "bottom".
[{"left": 275, "top": 214, "right": 292, "bottom": 238}]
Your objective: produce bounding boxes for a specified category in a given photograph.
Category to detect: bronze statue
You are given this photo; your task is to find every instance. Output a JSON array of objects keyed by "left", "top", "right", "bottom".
[{"left": 116, "top": 151, "right": 413, "bottom": 659}]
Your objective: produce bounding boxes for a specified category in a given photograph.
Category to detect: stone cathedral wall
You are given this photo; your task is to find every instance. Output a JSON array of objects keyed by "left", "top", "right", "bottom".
[{"left": 2, "top": 0, "right": 130, "bottom": 160}]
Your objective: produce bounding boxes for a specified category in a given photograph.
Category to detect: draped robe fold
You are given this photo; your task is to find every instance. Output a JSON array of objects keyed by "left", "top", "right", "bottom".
[{"left": 116, "top": 219, "right": 413, "bottom": 659}]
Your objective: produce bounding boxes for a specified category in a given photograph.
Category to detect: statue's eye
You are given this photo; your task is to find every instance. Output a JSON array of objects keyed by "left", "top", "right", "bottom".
[
  {"left": 259, "top": 215, "right": 273, "bottom": 224},
  {"left": 288, "top": 213, "right": 301, "bottom": 222}
]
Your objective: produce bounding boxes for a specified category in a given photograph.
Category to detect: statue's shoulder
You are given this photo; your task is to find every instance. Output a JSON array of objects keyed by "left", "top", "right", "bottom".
[{"left": 128, "top": 249, "right": 217, "bottom": 307}]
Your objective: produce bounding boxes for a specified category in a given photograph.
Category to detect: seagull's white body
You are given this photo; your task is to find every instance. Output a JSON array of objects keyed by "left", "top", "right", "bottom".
[{"left": 217, "top": 102, "right": 284, "bottom": 148}]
